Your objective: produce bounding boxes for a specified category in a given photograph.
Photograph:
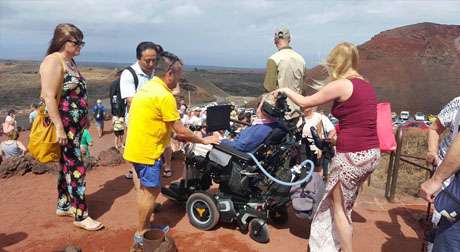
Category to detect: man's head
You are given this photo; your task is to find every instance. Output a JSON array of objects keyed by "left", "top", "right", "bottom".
[
  {"left": 303, "top": 106, "right": 317, "bottom": 116},
  {"left": 154, "top": 51, "right": 183, "bottom": 90},
  {"left": 274, "top": 27, "right": 291, "bottom": 49},
  {"left": 136, "top": 41, "right": 163, "bottom": 75}
]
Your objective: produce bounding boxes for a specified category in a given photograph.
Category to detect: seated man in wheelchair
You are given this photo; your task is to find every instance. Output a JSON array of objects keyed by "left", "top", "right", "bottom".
[{"left": 162, "top": 93, "right": 313, "bottom": 243}]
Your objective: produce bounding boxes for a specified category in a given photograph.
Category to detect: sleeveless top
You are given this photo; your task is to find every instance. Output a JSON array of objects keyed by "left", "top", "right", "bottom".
[
  {"left": 56, "top": 53, "right": 89, "bottom": 131},
  {"left": 0, "top": 141, "right": 23, "bottom": 159},
  {"left": 331, "top": 78, "right": 379, "bottom": 153}
]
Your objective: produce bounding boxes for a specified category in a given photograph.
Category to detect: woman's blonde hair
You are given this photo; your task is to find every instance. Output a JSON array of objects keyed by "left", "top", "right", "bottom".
[
  {"left": 325, "top": 42, "right": 359, "bottom": 81},
  {"left": 308, "top": 42, "right": 359, "bottom": 90},
  {"left": 6, "top": 129, "right": 19, "bottom": 140}
]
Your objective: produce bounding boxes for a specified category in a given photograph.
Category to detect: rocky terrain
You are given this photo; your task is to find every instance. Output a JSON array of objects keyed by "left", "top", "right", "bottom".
[{"left": 305, "top": 22, "right": 460, "bottom": 114}]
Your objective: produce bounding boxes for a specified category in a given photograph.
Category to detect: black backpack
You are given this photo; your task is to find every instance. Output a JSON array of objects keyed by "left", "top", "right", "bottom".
[{"left": 110, "top": 67, "right": 138, "bottom": 117}]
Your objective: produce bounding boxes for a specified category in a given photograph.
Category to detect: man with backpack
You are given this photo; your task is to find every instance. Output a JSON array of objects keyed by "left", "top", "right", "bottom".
[
  {"left": 112, "top": 41, "right": 163, "bottom": 179},
  {"left": 92, "top": 99, "right": 106, "bottom": 138}
]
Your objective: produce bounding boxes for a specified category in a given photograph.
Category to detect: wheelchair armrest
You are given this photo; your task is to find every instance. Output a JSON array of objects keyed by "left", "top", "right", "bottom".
[{"left": 213, "top": 144, "right": 252, "bottom": 162}]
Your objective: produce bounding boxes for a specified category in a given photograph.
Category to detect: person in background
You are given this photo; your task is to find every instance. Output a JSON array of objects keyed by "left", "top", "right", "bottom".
[
  {"left": 92, "top": 99, "right": 106, "bottom": 138},
  {"left": 39, "top": 23, "right": 102, "bottom": 230},
  {"left": 112, "top": 116, "right": 125, "bottom": 150},
  {"left": 0, "top": 130, "right": 27, "bottom": 159},
  {"left": 263, "top": 27, "right": 306, "bottom": 117},
  {"left": 122, "top": 41, "right": 164, "bottom": 180},
  {"left": 420, "top": 134, "right": 460, "bottom": 252},
  {"left": 29, "top": 103, "right": 39, "bottom": 128},
  {"left": 179, "top": 98, "right": 187, "bottom": 117},
  {"left": 424, "top": 96, "right": 460, "bottom": 251},
  {"left": 275, "top": 42, "right": 380, "bottom": 252},
  {"left": 302, "top": 106, "right": 336, "bottom": 178},
  {"left": 80, "top": 127, "right": 93, "bottom": 158},
  {"left": 3, "top": 109, "right": 17, "bottom": 134}
]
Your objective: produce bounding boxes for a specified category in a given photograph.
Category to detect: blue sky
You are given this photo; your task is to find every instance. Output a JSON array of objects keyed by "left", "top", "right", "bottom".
[{"left": 0, "top": 0, "right": 459, "bottom": 68}]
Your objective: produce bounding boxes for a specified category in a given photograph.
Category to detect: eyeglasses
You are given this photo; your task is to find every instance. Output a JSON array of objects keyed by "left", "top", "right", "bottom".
[
  {"left": 68, "top": 40, "right": 85, "bottom": 47},
  {"left": 143, "top": 58, "right": 157, "bottom": 64}
]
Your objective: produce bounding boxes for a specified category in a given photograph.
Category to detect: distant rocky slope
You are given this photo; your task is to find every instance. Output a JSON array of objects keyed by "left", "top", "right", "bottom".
[{"left": 305, "top": 22, "right": 460, "bottom": 114}]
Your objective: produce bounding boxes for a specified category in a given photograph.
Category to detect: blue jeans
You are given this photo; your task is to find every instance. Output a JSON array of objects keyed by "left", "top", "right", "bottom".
[{"left": 433, "top": 217, "right": 460, "bottom": 252}]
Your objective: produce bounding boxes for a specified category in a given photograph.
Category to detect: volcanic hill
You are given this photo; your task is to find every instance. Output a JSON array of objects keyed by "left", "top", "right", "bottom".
[{"left": 305, "top": 22, "right": 460, "bottom": 114}]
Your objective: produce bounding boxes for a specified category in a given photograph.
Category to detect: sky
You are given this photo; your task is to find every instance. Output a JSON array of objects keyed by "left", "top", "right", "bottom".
[{"left": 0, "top": 0, "right": 459, "bottom": 68}]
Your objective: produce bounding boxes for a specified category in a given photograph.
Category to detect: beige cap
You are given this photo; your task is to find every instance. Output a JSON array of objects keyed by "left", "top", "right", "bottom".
[{"left": 274, "top": 27, "right": 290, "bottom": 40}]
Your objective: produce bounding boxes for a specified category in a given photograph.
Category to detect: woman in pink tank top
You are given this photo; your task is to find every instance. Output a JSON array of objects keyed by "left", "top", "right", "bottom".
[{"left": 276, "top": 42, "right": 380, "bottom": 252}]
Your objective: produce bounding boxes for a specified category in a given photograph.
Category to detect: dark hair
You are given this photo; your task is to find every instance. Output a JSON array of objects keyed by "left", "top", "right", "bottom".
[
  {"left": 154, "top": 51, "right": 183, "bottom": 77},
  {"left": 136, "top": 42, "right": 163, "bottom": 60},
  {"left": 46, "top": 23, "right": 84, "bottom": 55},
  {"left": 237, "top": 112, "right": 246, "bottom": 121},
  {"left": 7, "top": 109, "right": 15, "bottom": 116}
]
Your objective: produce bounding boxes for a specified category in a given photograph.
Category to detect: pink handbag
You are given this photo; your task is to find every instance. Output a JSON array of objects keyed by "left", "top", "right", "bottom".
[{"left": 376, "top": 102, "right": 397, "bottom": 152}]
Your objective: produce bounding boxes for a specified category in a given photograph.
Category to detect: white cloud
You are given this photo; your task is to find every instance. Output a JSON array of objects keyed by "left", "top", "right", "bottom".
[{"left": 0, "top": 0, "right": 459, "bottom": 67}]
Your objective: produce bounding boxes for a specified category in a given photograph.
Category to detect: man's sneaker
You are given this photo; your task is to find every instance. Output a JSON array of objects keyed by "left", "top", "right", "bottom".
[{"left": 56, "top": 208, "right": 74, "bottom": 217}]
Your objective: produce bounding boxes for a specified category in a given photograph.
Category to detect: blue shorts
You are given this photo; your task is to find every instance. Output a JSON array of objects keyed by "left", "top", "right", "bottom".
[{"left": 132, "top": 159, "right": 163, "bottom": 188}]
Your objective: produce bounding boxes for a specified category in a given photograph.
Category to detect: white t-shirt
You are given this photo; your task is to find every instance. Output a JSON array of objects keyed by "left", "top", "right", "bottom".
[
  {"left": 189, "top": 115, "right": 202, "bottom": 126},
  {"left": 302, "top": 112, "right": 335, "bottom": 151},
  {"left": 181, "top": 114, "right": 190, "bottom": 125},
  {"left": 119, "top": 62, "right": 154, "bottom": 124},
  {"left": 438, "top": 96, "right": 460, "bottom": 161},
  {"left": 120, "top": 62, "right": 153, "bottom": 100}
]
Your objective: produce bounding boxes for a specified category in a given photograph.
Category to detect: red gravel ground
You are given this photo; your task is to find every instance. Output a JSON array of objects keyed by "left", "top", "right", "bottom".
[{"left": 0, "top": 127, "right": 427, "bottom": 252}]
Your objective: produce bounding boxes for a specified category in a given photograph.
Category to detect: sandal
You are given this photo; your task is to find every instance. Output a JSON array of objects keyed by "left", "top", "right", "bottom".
[
  {"left": 162, "top": 169, "right": 173, "bottom": 178},
  {"left": 73, "top": 217, "right": 104, "bottom": 231}
]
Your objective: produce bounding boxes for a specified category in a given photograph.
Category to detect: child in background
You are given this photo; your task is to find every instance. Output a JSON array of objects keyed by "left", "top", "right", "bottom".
[
  {"left": 80, "top": 128, "right": 94, "bottom": 158},
  {"left": 112, "top": 116, "right": 125, "bottom": 150},
  {"left": 0, "top": 129, "right": 27, "bottom": 159}
]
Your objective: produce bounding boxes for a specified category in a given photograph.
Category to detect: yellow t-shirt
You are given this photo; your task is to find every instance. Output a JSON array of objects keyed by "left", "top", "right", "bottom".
[{"left": 123, "top": 77, "right": 180, "bottom": 165}]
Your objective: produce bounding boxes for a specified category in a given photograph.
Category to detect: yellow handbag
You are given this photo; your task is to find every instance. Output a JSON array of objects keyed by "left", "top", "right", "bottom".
[
  {"left": 28, "top": 53, "right": 66, "bottom": 163},
  {"left": 28, "top": 103, "right": 62, "bottom": 163}
]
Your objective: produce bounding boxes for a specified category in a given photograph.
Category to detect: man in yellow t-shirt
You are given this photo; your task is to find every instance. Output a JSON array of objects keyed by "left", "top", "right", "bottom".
[{"left": 124, "top": 51, "right": 220, "bottom": 249}]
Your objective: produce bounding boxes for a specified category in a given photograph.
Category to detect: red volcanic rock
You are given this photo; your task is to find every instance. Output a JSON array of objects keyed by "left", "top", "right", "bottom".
[{"left": 305, "top": 22, "right": 460, "bottom": 114}]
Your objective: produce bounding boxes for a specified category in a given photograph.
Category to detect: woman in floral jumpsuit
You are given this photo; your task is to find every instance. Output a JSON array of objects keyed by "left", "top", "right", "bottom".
[{"left": 40, "top": 23, "right": 103, "bottom": 230}]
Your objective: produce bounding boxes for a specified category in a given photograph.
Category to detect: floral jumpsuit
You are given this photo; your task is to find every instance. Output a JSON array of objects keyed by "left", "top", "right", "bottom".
[{"left": 56, "top": 62, "right": 90, "bottom": 221}]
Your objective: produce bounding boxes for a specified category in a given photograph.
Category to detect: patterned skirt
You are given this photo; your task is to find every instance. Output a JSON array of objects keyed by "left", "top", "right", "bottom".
[{"left": 309, "top": 148, "right": 380, "bottom": 252}]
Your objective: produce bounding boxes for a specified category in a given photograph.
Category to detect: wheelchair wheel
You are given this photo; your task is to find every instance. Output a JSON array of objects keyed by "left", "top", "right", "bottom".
[
  {"left": 186, "top": 192, "right": 220, "bottom": 231},
  {"left": 248, "top": 218, "right": 269, "bottom": 243}
]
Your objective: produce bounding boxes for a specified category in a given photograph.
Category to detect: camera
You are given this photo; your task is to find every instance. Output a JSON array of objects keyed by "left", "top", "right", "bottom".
[
  {"left": 310, "top": 126, "right": 335, "bottom": 160},
  {"left": 262, "top": 92, "right": 290, "bottom": 118}
]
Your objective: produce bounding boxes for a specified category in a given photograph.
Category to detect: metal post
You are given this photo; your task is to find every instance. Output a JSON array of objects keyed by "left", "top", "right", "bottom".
[
  {"left": 388, "top": 126, "right": 404, "bottom": 202},
  {"left": 385, "top": 151, "right": 395, "bottom": 198}
]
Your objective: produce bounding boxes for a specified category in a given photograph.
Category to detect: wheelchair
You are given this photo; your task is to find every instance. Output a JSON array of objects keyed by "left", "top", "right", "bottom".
[{"left": 161, "top": 94, "right": 314, "bottom": 243}]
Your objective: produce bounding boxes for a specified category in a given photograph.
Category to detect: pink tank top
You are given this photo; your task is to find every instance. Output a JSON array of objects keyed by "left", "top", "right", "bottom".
[{"left": 331, "top": 78, "right": 379, "bottom": 153}]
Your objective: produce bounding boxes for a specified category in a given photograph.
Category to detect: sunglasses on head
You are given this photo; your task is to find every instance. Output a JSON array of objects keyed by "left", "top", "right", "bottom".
[{"left": 68, "top": 39, "right": 85, "bottom": 47}]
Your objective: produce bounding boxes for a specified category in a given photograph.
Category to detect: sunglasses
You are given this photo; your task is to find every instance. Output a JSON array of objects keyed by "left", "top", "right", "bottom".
[{"left": 68, "top": 40, "right": 85, "bottom": 47}]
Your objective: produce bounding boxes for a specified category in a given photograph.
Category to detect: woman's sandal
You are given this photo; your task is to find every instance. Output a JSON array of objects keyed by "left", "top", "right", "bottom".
[
  {"left": 163, "top": 169, "right": 173, "bottom": 178},
  {"left": 73, "top": 217, "right": 104, "bottom": 231}
]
